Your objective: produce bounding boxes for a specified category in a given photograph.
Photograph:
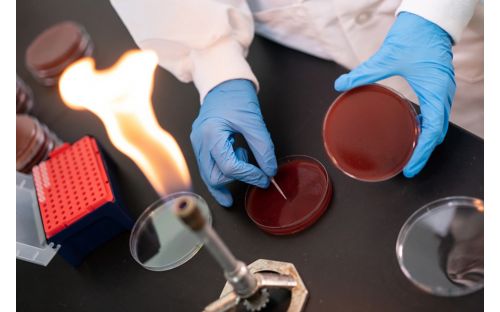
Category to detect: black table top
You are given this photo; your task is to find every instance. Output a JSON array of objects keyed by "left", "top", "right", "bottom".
[{"left": 17, "top": 1, "right": 484, "bottom": 311}]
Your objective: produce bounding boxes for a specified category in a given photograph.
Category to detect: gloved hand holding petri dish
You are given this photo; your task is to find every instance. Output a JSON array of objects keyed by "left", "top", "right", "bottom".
[{"left": 323, "top": 84, "right": 419, "bottom": 181}]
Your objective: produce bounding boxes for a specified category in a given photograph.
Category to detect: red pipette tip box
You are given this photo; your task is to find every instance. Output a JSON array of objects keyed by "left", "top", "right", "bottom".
[
  {"left": 32, "top": 136, "right": 132, "bottom": 266},
  {"left": 34, "top": 137, "right": 113, "bottom": 238}
]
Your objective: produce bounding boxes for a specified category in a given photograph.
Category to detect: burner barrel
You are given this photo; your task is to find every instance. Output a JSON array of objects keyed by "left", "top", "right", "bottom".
[{"left": 174, "top": 195, "right": 258, "bottom": 298}]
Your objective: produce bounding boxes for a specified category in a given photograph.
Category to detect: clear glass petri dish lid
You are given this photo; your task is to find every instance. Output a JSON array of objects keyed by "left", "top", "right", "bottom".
[
  {"left": 129, "top": 192, "right": 212, "bottom": 271},
  {"left": 396, "top": 196, "right": 483, "bottom": 297}
]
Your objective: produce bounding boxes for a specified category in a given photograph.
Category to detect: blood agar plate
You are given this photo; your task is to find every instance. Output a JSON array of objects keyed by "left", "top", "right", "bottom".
[
  {"left": 245, "top": 155, "right": 332, "bottom": 235},
  {"left": 323, "top": 84, "right": 419, "bottom": 181},
  {"left": 25, "top": 21, "right": 93, "bottom": 86},
  {"left": 16, "top": 115, "right": 60, "bottom": 173},
  {"left": 130, "top": 192, "right": 212, "bottom": 271},
  {"left": 16, "top": 76, "right": 34, "bottom": 114},
  {"left": 396, "top": 197, "right": 483, "bottom": 296}
]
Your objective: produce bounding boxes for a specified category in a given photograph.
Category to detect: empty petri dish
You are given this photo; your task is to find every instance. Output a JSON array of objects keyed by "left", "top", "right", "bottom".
[
  {"left": 396, "top": 197, "right": 484, "bottom": 297},
  {"left": 129, "top": 192, "right": 212, "bottom": 271},
  {"left": 323, "top": 84, "right": 419, "bottom": 181},
  {"left": 245, "top": 155, "right": 332, "bottom": 235},
  {"left": 25, "top": 21, "right": 94, "bottom": 86}
]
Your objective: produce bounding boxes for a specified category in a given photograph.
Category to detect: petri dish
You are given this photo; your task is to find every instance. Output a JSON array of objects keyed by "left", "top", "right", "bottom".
[
  {"left": 245, "top": 155, "right": 332, "bottom": 235},
  {"left": 17, "top": 115, "right": 47, "bottom": 173},
  {"left": 25, "top": 21, "right": 94, "bottom": 86},
  {"left": 323, "top": 84, "right": 419, "bottom": 181},
  {"left": 396, "top": 197, "right": 484, "bottom": 297},
  {"left": 16, "top": 115, "right": 61, "bottom": 173},
  {"left": 16, "top": 76, "right": 34, "bottom": 114},
  {"left": 129, "top": 192, "right": 212, "bottom": 271}
]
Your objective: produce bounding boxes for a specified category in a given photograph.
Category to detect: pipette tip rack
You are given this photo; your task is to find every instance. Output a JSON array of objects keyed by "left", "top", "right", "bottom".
[{"left": 32, "top": 136, "right": 133, "bottom": 266}]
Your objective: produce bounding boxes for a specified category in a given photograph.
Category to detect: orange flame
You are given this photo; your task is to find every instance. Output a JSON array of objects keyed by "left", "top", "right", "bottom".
[{"left": 59, "top": 50, "right": 191, "bottom": 195}]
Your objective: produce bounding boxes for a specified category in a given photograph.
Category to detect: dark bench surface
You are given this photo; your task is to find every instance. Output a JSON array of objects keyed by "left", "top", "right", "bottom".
[{"left": 17, "top": 1, "right": 484, "bottom": 311}]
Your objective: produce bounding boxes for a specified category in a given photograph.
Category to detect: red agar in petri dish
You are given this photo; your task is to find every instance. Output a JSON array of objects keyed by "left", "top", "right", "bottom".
[
  {"left": 16, "top": 115, "right": 60, "bottom": 173},
  {"left": 245, "top": 155, "right": 332, "bottom": 235},
  {"left": 16, "top": 76, "right": 34, "bottom": 114},
  {"left": 25, "top": 21, "right": 93, "bottom": 86},
  {"left": 323, "top": 84, "right": 419, "bottom": 182}
]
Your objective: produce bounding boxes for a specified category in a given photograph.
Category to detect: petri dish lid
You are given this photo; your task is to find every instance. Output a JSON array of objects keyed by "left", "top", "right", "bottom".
[
  {"left": 16, "top": 171, "right": 60, "bottom": 266},
  {"left": 323, "top": 84, "right": 419, "bottom": 182},
  {"left": 245, "top": 155, "right": 333, "bottom": 235},
  {"left": 129, "top": 192, "right": 212, "bottom": 271},
  {"left": 26, "top": 21, "right": 85, "bottom": 71},
  {"left": 396, "top": 196, "right": 484, "bottom": 296}
]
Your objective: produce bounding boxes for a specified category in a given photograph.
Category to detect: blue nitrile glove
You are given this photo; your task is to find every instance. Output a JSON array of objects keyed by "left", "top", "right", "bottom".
[
  {"left": 334, "top": 12, "right": 456, "bottom": 177},
  {"left": 191, "top": 79, "right": 277, "bottom": 207}
]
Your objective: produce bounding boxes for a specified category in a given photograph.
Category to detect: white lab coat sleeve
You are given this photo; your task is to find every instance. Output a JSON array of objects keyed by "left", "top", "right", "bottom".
[
  {"left": 110, "top": 0, "right": 257, "bottom": 101},
  {"left": 396, "top": 0, "right": 479, "bottom": 43}
]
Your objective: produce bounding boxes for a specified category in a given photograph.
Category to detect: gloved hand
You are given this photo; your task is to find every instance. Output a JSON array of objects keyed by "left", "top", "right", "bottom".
[
  {"left": 334, "top": 12, "right": 456, "bottom": 177},
  {"left": 191, "top": 79, "right": 277, "bottom": 207}
]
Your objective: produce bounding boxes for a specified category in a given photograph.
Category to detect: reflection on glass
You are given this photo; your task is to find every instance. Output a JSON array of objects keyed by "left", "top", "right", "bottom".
[
  {"left": 130, "top": 192, "right": 212, "bottom": 271},
  {"left": 396, "top": 197, "right": 483, "bottom": 296}
]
